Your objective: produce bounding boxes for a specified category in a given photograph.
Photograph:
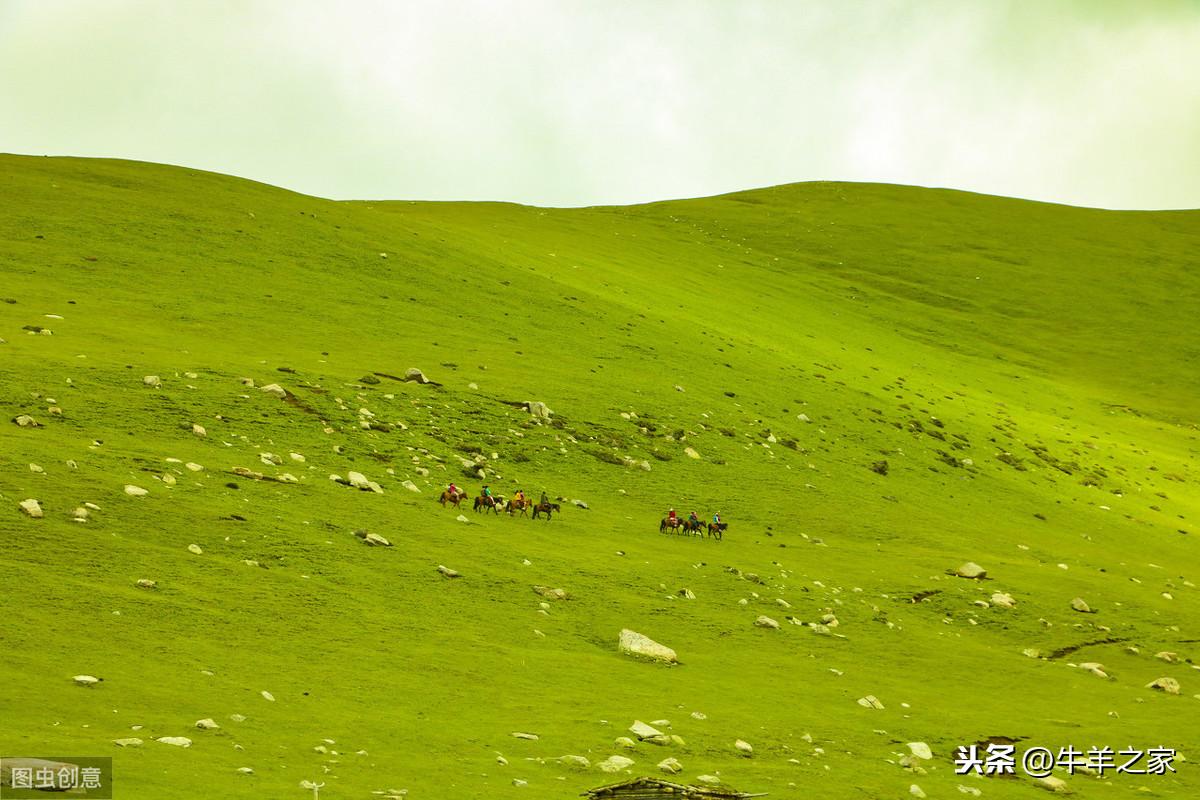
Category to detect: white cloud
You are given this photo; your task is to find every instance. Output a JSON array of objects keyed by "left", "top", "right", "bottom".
[{"left": 1, "top": 0, "right": 1197, "bottom": 208}]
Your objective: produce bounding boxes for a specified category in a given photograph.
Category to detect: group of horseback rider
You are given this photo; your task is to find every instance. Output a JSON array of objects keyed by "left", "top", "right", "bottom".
[
  {"left": 662, "top": 507, "right": 727, "bottom": 539},
  {"left": 441, "top": 482, "right": 557, "bottom": 518}
]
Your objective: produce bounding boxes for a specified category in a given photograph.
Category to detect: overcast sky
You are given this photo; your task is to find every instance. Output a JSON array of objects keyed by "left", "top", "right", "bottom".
[{"left": 2, "top": 0, "right": 1198, "bottom": 208}]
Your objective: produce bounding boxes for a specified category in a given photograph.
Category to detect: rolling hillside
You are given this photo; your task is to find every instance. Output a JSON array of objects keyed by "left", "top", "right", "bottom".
[{"left": 1, "top": 154, "right": 1198, "bottom": 800}]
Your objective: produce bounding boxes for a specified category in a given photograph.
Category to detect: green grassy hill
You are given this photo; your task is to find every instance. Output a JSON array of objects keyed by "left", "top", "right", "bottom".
[{"left": 1, "top": 154, "right": 1197, "bottom": 800}]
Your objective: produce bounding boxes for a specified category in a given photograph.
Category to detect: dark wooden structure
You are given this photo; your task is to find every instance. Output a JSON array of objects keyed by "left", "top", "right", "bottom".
[{"left": 582, "top": 777, "right": 766, "bottom": 799}]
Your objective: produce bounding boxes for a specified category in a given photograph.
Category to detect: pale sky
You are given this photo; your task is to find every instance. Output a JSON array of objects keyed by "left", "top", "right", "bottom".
[{"left": 2, "top": 0, "right": 1199, "bottom": 208}]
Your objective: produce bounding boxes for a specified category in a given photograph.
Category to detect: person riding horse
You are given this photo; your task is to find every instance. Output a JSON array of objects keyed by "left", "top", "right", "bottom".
[{"left": 440, "top": 483, "right": 466, "bottom": 507}]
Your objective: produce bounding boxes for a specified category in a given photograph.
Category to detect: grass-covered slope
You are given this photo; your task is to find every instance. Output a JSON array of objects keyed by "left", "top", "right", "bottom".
[{"left": 1, "top": 154, "right": 1198, "bottom": 800}]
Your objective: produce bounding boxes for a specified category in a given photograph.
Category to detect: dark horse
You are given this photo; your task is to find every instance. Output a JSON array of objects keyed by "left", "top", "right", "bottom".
[
  {"left": 506, "top": 497, "right": 530, "bottom": 517},
  {"left": 707, "top": 522, "right": 728, "bottom": 540},
  {"left": 659, "top": 517, "right": 681, "bottom": 534},
  {"left": 439, "top": 489, "right": 466, "bottom": 508},
  {"left": 682, "top": 518, "right": 705, "bottom": 536},
  {"left": 532, "top": 501, "right": 560, "bottom": 520},
  {"left": 474, "top": 495, "right": 501, "bottom": 515}
]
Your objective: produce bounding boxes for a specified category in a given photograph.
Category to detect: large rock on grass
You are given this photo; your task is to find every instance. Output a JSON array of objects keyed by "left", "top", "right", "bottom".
[
  {"left": 597, "top": 755, "right": 634, "bottom": 773},
  {"left": 1147, "top": 677, "right": 1180, "bottom": 695},
  {"left": 955, "top": 562, "right": 987, "bottom": 579},
  {"left": 618, "top": 629, "right": 677, "bottom": 664}
]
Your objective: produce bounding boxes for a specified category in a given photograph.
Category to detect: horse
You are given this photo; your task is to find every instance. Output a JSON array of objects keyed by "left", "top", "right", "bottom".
[
  {"left": 532, "top": 501, "right": 560, "bottom": 520},
  {"left": 507, "top": 497, "right": 530, "bottom": 517},
  {"left": 682, "top": 518, "right": 705, "bottom": 536},
  {"left": 659, "top": 517, "right": 681, "bottom": 534},
  {"left": 439, "top": 489, "right": 466, "bottom": 508},
  {"left": 707, "top": 522, "right": 727, "bottom": 540},
  {"left": 474, "top": 495, "right": 501, "bottom": 515}
]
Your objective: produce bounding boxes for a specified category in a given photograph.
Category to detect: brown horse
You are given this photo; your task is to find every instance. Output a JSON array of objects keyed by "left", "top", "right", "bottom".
[
  {"left": 682, "top": 518, "right": 705, "bottom": 536},
  {"left": 532, "top": 501, "right": 560, "bottom": 520},
  {"left": 659, "top": 517, "right": 681, "bottom": 534},
  {"left": 439, "top": 489, "right": 466, "bottom": 508},
  {"left": 707, "top": 522, "right": 727, "bottom": 540},
  {"left": 474, "top": 495, "right": 501, "bottom": 514},
  {"left": 507, "top": 497, "right": 530, "bottom": 516}
]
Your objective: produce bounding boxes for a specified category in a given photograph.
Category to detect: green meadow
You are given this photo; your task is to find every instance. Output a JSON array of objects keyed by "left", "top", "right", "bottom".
[{"left": 1, "top": 154, "right": 1197, "bottom": 799}]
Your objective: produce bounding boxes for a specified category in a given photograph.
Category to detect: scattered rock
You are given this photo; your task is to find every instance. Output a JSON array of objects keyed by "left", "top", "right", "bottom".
[
  {"left": 260, "top": 690, "right": 275, "bottom": 702},
  {"left": 735, "top": 739, "right": 754, "bottom": 756},
  {"left": 533, "top": 586, "right": 569, "bottom": 600},
  {"left": 618, "top": 629, "right": 678, "bottom": 664},
  {"left": 401, "top": 480, "right": 420, "bottom": 493},
  {"left": 456, "top": 514, "right": 470, "bottom": 523},
  {"left": 1155, "top": 651, "right": 1179, "bottom": 663},
  {"left": 1147, "top": 677, "right": 1180, "bottom": 695},
  {"left": 657, "top": 756, "right": 683, "bottom": 774},
  {"left": 13, "top": 414, "right": 41, "bottom": 428},
  {"left": 195, "top": 718, "right": 219, "bottom": 730},
  {"left": 438, "top": 565, "right": 461, "bottom": 578},
  {"left": 345, "top": 471, "right": 384, "bottom": 493},
  {"left": 526, "top": 400, "right": 552, "bottom": 419},
  {"left": 955, "top": 562, "right": 987, "bottom": 579},
  {"left": 72, "top": 507, "right": 89, "bottom": 522},
  {"left": 684, "top": 447, "right": 701, "bottom": 459},
  {"left": 629, "top": 721, "right": 665, "bottom": 741},
  {"left": 907, "top": 742, "right": 933, "bottom": 760},
  {"left": 990, "top": 592, "right": 1016, "bottom": 608},
  {"left": 857, "top": 695, "right": 885, "bottom": 710},
  {"left": 136, "top": 579, "right": 157, "bottom": 589},
  {"left": 678, "top": 588, "right": 696, "bottom": 600},
  {"left": 511, "top": 732, "right": 539, "bottom": 741},
  {"left": 360, "top": 374, "right": 381, "bottom": 385},
  {"left": 259, "top": 383, "right": 287, "bottom": 398},
  {"left": 1034, "top": 775, "right": 1071, "bottom": 793},
  {"left": 73, "top": 675, "right": 101, "bottom": 686},
  {"left": 910, "top": 785, "right": 926, "bottom": 799},
  {"left": 1070, "top": 597, "right": 1093, "bottom": 613},
  {"left": 113, "top": 738, "right": 143, "bottom": 747},
  {"left": 18, "top": 498, "right": 43, "bottom": 518},
  {"left": 124, "top": 485, "right": 149, "bottom": 497},
  {"left": 360, "top": 531, "right": 392, "bottom": 547},
  {"left": 192, "top": 423, "right": 207, "bottom": 437},
  {"left": 754, "top": 615, "right": 780, "bottom": 629},
  {"left": 143, "top": 375, "right": 161, "bottom": 388},
  {"left": 404, "top": 368, "right": 431, "bottom": 384},
  {"left": 156, "top": 737, "right": 192, "bottom": 748},
  {"left": 558, "top": 755, "right": 590, "bottom": 769},
  {"left": 188, "top": 544, "right": 203, "bottom": 555},
  {"left": 597, "top": 755, "right": 635, "bottom": 773},
  {"left": 236, "top": 767, "right": 254, "bottom": 775}
]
